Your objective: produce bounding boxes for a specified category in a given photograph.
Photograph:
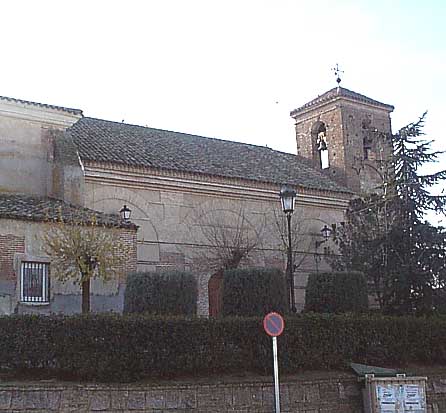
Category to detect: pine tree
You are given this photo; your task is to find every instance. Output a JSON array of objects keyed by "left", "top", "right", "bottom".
[
  {"left": 333, "top": 114, "right": 446, "bottom": 314},
  {"left": 394, "top": 113, "right": 446, "bottom": 219}
]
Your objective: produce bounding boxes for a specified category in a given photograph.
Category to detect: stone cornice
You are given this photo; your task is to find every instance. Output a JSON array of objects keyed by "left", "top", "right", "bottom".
[
  {"left": 83, "top": 161, "right": 352, "bottom": 210},
  {"left": 0, "top": 99, "right": 82, "bottom": 128},
  {"left": 292, "top": 95, "right": 394, "bottom": 121}
]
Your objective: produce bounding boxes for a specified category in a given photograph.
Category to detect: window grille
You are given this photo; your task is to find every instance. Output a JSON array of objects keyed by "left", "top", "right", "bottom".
[{"left": 20, "top": 262, "right": 49, "bottom": 303}]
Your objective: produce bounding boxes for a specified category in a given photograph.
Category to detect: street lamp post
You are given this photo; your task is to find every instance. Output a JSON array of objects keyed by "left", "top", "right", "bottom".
[{"left": 279, "top": 185, "right": 297, "bottom": 313}]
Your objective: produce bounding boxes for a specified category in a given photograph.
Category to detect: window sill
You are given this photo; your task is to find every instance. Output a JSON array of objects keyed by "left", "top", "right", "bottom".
[{"left": 19, "top": 301, "right": 50, "bottom": 307}]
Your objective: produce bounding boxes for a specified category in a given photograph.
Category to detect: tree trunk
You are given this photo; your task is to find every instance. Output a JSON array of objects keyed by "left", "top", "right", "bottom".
[{"left": 81, "top": 278, "right": 91, "bottom": 314}]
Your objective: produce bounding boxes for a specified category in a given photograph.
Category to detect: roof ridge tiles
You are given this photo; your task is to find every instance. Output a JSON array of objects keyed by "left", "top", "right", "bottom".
[{"left": 81, "top": 116, "right": 293, "bottom": 153}]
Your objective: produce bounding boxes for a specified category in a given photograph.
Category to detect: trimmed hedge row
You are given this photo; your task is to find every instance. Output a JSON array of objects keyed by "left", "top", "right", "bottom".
[
  {"left": 1, "top": 313, "right": 446, "bottom": 382},
  {"left": 123, "top": 271, "right": 197, "bottom": 315},
  {"left": 305, "top": 271, "right": 368, "bottom": 313},
  {"left": 222, "top": 267, "right": 288, "bottom": 317}
]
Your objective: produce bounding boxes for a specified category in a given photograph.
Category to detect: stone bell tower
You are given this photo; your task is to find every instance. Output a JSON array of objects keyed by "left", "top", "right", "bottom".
[{"left": 290, "top": 86, "right": 394, "bottom": 194}]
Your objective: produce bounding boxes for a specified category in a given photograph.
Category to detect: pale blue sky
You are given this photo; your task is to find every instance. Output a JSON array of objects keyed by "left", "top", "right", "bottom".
[{"left": 1, "top": 0, "right": 444, "bottom": 220}]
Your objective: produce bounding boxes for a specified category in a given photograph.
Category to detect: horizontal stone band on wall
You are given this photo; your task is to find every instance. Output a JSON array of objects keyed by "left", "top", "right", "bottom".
[{"left": 0, "top": 375, "right": 445, "bottom": 412}]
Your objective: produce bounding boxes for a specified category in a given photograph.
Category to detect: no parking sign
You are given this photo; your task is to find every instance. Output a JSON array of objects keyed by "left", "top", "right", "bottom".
[
  {"left": 263, "top": 312, "right": 285, "bottom": 337},
  {"left": 263, "top": 312, "right": 285, "bottom": 413}
]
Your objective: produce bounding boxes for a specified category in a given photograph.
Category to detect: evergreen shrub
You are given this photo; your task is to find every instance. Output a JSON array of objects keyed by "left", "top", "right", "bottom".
[
  {"left": 1, "top": 313, "right": 446, "bottom": 382},
  {"left": 123, "top": 271, "right": 197, "bottom": 316},
  {"left": 305, "top": 271, "right": 368, "bottom": 313},
  {"left": 221, "top": 267, "right": 287, "bottom": 317}
]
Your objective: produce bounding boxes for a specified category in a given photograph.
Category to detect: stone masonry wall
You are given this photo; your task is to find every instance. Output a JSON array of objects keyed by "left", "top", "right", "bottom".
[
  {"left": 84, "top": 175, "right": 348, "bottom": 315},
  {"left": 0, "top": 377, "right": 361, "bottom": 413},
  {"left": 0, "top": 374, "right": 445, "bottom": 412}
]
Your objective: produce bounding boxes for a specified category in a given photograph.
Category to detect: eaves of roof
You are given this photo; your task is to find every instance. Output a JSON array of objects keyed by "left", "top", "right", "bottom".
[{"left": 0, "top": 193, "right": 136, "bottom": 230}]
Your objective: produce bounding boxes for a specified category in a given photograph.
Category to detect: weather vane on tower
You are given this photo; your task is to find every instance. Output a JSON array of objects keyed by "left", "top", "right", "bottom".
[{"left": 332, "top": 63, "right": 344, "bottom": 86}]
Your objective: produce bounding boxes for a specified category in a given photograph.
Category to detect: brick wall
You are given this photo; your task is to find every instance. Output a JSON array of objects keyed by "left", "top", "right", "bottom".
[
  {"left": 0, "top": 234, "right": 25, "bottom": 280},
  {"left": 118, "top": 228, "right": 138, "bottom": 281},
  {"left": 0, "top": 374, "right": 445, "bottom": 412},
  {"left": 292, "top": 100, "right": 392, "bottom": 195}
]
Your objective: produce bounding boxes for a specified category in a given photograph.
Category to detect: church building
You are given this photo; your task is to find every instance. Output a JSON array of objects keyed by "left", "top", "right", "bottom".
[{"left": 0, "top": 85, "right": 393, "bottom": 316}]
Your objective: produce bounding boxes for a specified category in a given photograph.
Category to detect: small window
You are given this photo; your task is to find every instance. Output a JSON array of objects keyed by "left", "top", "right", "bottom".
[
  {"left": 363, "top": 135, "right": 373, "bottom": 160},
  {"left": 20, "top": 262, "right": 49, "bottom": 303}
]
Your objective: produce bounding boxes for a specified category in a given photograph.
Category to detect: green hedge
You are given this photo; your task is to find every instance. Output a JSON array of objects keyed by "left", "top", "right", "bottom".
[
  {"left": 305, "top": 271, "right": 368, "bottom": 313},
  {"left": 222, "top": 267, "right": 288, "bottom": 317},
  {"left": 123, "top": 271, "right": 197, "bottom": 316},
  {"left": 1, "top": 313, "right": 446, "bottom": 382}
]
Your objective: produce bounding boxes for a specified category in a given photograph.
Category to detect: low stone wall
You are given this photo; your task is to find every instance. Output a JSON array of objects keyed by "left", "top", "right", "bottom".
[{"left": 0, "top": 374, "right": 445, "bottom": 412}]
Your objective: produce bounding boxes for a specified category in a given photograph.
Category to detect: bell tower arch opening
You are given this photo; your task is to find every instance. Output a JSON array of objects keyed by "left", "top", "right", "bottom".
[{"left": 311, "top": 121, "right": 329, "bottom": 170}]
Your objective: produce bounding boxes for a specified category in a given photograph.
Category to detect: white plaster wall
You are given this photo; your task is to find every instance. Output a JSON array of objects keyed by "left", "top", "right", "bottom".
[
  {"left": 0, "top": 100, "right": 81, "bottom": 198},
  {"left": 0, "top": 116, "right": 51, "bottom": 195},
  {"left": 0, "top": 294, "right": 12, "bottom": 315}
]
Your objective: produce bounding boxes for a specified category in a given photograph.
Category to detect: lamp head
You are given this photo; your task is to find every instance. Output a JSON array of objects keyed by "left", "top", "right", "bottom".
[
  {"left": 120, "top": 205, "right": 131, "bottom": 221},
  {"left": 321, "top": 224, "right": 332, "bottom": 241},
  {"left": 279, "top": 185, "right": 297, "bottom": 214}
]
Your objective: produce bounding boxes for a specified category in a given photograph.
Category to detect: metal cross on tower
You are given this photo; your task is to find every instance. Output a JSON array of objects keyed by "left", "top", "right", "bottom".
[{"left": 332, "top": 63, "right": 344, "bottom": 86}]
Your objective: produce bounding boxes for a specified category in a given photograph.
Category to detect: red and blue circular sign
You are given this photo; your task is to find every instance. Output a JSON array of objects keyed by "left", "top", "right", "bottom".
[{"left": 263, "top": 312, "right": 285, "bottom": 337}]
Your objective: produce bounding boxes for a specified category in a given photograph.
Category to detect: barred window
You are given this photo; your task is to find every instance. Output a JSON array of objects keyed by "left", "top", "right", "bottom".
[{"left": 20, "top": 262, "right": 49, "bottom": 303}]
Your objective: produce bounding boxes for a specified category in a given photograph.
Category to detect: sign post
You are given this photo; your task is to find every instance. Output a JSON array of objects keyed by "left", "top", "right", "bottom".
[{"left": 263, "top": 312, "right": 285, "bottom": 413}]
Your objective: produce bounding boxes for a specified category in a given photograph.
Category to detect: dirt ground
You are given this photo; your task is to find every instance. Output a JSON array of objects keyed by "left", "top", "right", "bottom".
[{"left": 1, "top": 364, "right": 446, "bottom": 386}]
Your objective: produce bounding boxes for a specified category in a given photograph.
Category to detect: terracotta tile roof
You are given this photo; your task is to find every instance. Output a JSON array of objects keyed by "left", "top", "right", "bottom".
[
  {"left": 0, "top": 193, "right": 135, "bottom": 229},
  {"left": 0, "top": 95, "right": 83, "bottom": 116},
  {"left": 68, "top": 117, "right": 351, "bottom": 194},
  {"left": 290, "top": 87, "right": 394, "bottom": 117}
]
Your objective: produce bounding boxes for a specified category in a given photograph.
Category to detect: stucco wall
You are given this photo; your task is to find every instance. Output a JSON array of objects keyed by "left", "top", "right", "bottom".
[
  {"left": 83, "top": 166, "right": 348, "bottom": 314},
  {"left": 0, "top": 116, "right": 52, "bottom": 196},
  {"left": 0, "top": 219, "right": 137, "bottom": 315},
  {"left": 0, "top": 100, "right": 81, "bottom": 199}
]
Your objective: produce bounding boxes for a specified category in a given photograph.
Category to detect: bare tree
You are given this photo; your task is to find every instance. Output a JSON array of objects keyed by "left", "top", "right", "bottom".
[
  {"left": 271, "top": 206, "right": 314, "bottom": 272},
  {"left": 43, "top": 217, "right": 128, "bottom": 313},
  {"left": 190, "top": 204, "right": 266, "bottom": 272}
]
